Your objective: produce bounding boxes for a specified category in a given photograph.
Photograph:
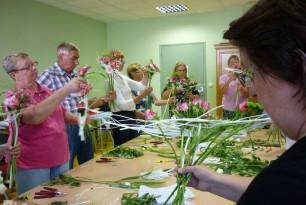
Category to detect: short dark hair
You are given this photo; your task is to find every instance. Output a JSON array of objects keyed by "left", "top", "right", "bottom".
[{"left": 224, "top": 0, "right": 306, "bottom": 104}]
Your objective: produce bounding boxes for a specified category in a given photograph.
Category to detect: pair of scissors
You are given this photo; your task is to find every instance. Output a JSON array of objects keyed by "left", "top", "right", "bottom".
[{"left": 34, "top": 187, "right": 65, "bottom": 199}]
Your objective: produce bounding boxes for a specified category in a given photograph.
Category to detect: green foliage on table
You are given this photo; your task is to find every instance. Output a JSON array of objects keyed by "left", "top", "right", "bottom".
[
  {"left": 46, "top": 173, "right": 81, "bottom": 187},
  {"left": 121, "top": 193, "right": 157, "bottom": 205},
  {"left": 103, "top": 146, "right": 144, "bottom": 159},
  {"left": 209, "top": 140, "right": 269, "bottom": 176}
]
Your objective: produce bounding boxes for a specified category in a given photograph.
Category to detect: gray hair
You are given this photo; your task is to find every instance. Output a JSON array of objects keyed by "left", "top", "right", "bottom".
[
  {"left": 57, "top": 42, "right": 79, "bottom": 57},
  {"left": 2, "top": 52, "right": 29, "bottom": 73}
]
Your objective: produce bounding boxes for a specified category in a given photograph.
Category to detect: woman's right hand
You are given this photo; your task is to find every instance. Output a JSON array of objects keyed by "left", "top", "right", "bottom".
[
  {"left": 142, "top": 87, "right": 153, "bottom": 96},
  {"left": 178, "top": 166, "right": 214, "bottom": 191}
]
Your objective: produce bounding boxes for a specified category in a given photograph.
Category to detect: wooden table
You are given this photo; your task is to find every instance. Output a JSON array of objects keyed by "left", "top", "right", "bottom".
[{"left": 15, "top": 131, "right": 284, "bottom": 205}]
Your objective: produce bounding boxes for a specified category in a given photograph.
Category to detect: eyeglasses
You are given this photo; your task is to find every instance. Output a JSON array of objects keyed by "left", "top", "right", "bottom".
[
  {"left": 237, "top": 68, "right": 254, "bottom": 87},
  {"left": 12, "top": 61, "right": 38, "bottom": 73}
]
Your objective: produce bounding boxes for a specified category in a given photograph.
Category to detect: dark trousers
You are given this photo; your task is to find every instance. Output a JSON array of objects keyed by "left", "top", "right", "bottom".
[
  {"left": 66, "top": 124, "right": 94, "bottom": 169},
  {"left": 112, "top": 111, "right": 140, "bottom": 146}
]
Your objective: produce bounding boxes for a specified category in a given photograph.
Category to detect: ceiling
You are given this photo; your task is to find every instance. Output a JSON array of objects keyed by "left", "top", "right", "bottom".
[{"left": 37, "top": 0, "right": 256, "bottom": 23}]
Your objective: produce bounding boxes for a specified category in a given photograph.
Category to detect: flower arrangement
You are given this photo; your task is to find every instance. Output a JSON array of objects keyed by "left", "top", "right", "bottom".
[
  {"left": 174, "top": 98, "right": 210, "bottom": 118},
  {"left": 144, "top": 59, "right": 160, "bottom": 87},
  {"left": 237, "top": 100, "right": 264, "bottom": 118},
  {"left": 162, "top": 120, "right": 261, "bottom": 205},
  {"left": 166, "top": 75, "right": 198, "bottom": 94},
  {"left": 77, "top": 66, "right": 91, "bottom": 141},
  {"left": 3, "top": 89, "right": 32, "bottom": 189},
  {"left": 98, "top": 50, "right": 124, "bottom": 111}
]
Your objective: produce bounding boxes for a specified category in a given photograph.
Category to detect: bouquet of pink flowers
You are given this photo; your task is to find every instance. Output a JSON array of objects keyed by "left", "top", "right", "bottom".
[
  {"left": 144, "top": 59, "right": 160, "bottom": 87},
  {"left": 166, "top": 74, "right": 198, "bottom": 99},
  {"left": 165, "top": 75, "right": 180, "bottom": 92},
  {"left": 3, "top": 89, "right": 32, "bottom": 189},
  {"left": 99, "top": 50, "right": 124, "bottom": 111},
  {"left": 174, "top": 98, "right": 210, "bottom": 118},
  {"left": 4, "top": 89, "right": 31, "bottom": 111}
]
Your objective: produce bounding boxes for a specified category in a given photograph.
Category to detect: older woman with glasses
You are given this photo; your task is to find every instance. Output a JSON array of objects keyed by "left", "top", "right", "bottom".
[
  {"left": 179, "top": 0, "right": 306, "bottom": 204},
  {"left": 2, "top": 52, "right": 89, "bottom": 194}
]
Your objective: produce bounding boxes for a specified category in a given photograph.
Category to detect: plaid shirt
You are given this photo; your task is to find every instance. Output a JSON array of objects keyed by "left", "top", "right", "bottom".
[{"left": 37, "top": 62, "right": 79, "bottom": 113}]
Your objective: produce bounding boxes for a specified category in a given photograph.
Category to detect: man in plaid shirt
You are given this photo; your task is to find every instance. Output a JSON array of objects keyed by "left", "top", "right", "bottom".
[{"left": 37, "top": 42, "right": 93, "bottom": 169}]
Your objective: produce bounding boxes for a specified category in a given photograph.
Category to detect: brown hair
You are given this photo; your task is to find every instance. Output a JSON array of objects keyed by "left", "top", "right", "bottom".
[
  {"left": 127, "top": 63, "right": 142, "bottom": 79},
  {"left": 173, "top": 62, "right": 187, "bottom": 72},
  {"left": 227, "top": 55, "right": 240, "bottom": 67},
  {"left": 224, "top": 0, "right": 306, "bottom": 105}
]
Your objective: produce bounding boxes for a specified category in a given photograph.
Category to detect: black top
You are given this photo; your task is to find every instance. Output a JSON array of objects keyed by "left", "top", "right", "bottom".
[{"left": 237, "top": 136, "right": 306, "bottom": 205}]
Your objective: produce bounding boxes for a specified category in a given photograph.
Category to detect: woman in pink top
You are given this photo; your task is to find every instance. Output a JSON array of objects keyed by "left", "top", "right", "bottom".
[
  {"left": 219, "top": 55, "right": 249, "bottom": 119},
  {"left": 2, "top": 52, "right": 89, "bottom": 194}
]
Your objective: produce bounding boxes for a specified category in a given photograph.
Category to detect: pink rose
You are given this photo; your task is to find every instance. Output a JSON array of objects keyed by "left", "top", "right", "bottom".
[
  {"left": 176, "top": 102, "right": 188, "bottom": 111},
  {"left": 239, "top": 101, "right": 248, "bottom": 112},
  {"left": 144, "top": 109, "right": 156, "bottom": 120}
]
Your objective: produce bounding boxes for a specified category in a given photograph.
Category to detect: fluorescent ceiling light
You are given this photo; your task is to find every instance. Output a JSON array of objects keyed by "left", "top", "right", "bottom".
[{"left": 156, "top": 4, "right": 189, "bottom": 14}]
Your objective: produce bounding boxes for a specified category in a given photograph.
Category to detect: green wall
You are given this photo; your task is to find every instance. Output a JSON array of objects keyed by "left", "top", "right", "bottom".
[
  {"left": 106, "top": 8, "right": 245, "bottom": 107},
  {"left": 0, "top": 0, "right": 107, "bottom": 98},
  {"left": 0, "top": 0, "right": 246, "bottom": 109}
]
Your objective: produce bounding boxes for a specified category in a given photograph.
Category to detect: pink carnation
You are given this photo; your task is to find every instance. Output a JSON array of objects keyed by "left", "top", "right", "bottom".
[
  {"left": 179, "top": 79, "right": 186, "bottom": 84},
  {"left": 148, "top": 63, "right": 160, "bottom": 72},
  {"left": 100, "top": 56, "right": 111, "bottom": 64},
  {"left": 169, "top": 77, "right": 177, "bottom": 83},
  {"left": 176, "top": 102, "right": 189, "bottom": 111},
  {"left": 239, "top": 101, "right": 248, "bottom": 112},
  {"left": 200, "top": 101, "right": 210, "bottom": 110},
  {"left": 144, "top": 109, "right": 156, "bottom": 120},
  {"left": 192, "top": 98, "right": 201, "bottom": 105},
  {"left": 78, "top": 65, "right": 90, "bottom": 77},
  {"left": 5, "top": 90, "right": 14, "bottom": 98},
  {"left": 105, "top": 65, "right": 114, "bottom": 74},
  {"left": 4, "top": 95, "right": 20, "bottom": 110}
]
